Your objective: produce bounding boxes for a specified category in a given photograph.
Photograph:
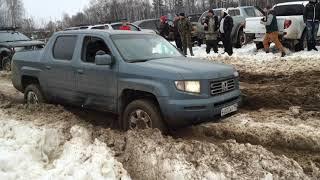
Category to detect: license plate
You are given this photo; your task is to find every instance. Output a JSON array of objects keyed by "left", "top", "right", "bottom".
[{"left": 221, "top": 104, "right": 238, "bottom": 117}]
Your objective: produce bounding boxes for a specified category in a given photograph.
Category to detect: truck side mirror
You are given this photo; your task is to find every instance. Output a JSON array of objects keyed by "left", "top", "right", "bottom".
[{"left": 95, "top": 53, "right": 113, "bottom": 66}]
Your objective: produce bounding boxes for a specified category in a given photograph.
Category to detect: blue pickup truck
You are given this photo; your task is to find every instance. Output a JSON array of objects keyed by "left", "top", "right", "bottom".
[{"left": 11, "top": 30, "right": 241, "bottom": 131}]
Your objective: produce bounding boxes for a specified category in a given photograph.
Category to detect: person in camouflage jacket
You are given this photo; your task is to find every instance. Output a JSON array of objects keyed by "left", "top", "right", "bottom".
[{"left": 178, "top": 13, "right": 194, "bottom": 56}]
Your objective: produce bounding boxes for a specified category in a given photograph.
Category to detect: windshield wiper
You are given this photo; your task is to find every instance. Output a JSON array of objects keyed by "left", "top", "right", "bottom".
[{"left": 128, "top": 59, "right": 150, "bottom": 63}]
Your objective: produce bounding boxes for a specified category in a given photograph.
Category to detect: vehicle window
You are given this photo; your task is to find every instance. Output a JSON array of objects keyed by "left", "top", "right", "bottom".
[
  {"left": 111, "top": 34, "right": 182, "bottom": 62},
  {"left": 228, "top": 9, "right": 240, "bottom": 16},
  {"left": 244, "top": 8, "right": 257, "bottom": 17},
  {"left": 80, "top": 26, "right": 89, "bottom": 29},
  {"left": 254, "top": 8, "right": 264, "bottom": 17},
  {"left": 111, "top": 24, "right": 121, "bottom": 30},
  {"left": 274, "top": 5, "right": 304, "bottom": 16},
  {"left": 129, "top": 25, "right": 139, "bottom": 31},
  {"left": 53, "top": 36, "right": 77, "bottom": 60},
  {"left": 91, "top": 25, "right": 107, "bottom": 30},
  {"left": 199, "top": 12, "right": 208, "bottom": 23},
  {"left": 81, "top": 36, "right": 111, "bottom": 63},
  {"left": 140, "top": 21, "right": 156, "bottom": 29},
  {"left": 213, "top": 10, "right": 222, "bottom": 17},
  {"left": 0, "top": 31, "right": 30, "bottom": 43}
]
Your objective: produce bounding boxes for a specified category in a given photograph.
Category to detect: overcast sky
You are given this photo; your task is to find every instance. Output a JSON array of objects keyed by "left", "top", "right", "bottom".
[{"left": 23, "top": 0, "right": 90, "bottom": 25}]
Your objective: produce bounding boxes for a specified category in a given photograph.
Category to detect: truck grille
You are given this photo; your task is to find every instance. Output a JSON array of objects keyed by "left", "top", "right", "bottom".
[{"left": 210, "top": 79, "right": 236, "bottom": 96}]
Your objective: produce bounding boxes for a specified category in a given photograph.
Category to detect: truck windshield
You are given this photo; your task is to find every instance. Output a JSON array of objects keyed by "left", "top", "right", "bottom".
[
  {"left": 0, "top": 31, "right": 30, "bottom": 43},
  {"left": 111, "top": 34, "right": 183, "bottom": 62}
]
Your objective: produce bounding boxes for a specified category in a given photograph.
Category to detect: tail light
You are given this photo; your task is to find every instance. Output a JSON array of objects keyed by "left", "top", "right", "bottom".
[{"left": 284, "top": 20, "right": 292, "bottom": 29}]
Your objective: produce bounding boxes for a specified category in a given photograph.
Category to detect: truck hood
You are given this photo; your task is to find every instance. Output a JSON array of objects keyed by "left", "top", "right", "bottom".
[
  {"left": 132, "top": 57, "right": 236, "bottom": 80},
  {"left": 0, "top": 40, "right": 45, "bottom": 48}
]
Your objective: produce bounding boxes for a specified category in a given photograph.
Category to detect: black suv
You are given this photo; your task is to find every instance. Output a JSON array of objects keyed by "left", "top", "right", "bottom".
[{"left": 0, "top": 28, "right": 45, "bottom": 71}]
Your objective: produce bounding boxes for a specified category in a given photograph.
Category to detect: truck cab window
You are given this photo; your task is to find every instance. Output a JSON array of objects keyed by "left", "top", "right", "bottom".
[
  {"left": 53, "top": 36, "right": 77, "bottom": 60},
  {"left": 81, "top": 36, "right": 111, "bottom": 63}
]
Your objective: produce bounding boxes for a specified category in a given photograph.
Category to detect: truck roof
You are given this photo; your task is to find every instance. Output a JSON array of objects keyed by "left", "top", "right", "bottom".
[
  {"left": 54, "top": 29, "right": 152, "bottom": 36},
  {"left": 275, "top": 1, "right": 308, "bottom": 7}
]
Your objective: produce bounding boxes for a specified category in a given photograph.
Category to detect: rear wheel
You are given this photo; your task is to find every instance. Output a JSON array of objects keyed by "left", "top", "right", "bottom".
[
  {"left": 295, "top": 30, "right": 307, "bottom": 52},
  {"left": 255, "top": 42, "right": 264, "bottom": 50},
  {"left": 123, "top": 99, "right": 167, "bottom": 132},
  {"left": 24, "top": 84, "right": 46, "bottom": 105},
  {"left": 235, "top": 29, "right": 246, "bottom": 48}
]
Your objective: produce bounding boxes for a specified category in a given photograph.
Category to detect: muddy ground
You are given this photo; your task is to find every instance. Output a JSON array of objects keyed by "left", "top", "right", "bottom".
[{"left": 0, "top": 54, "right": 319, "bottom": 179}]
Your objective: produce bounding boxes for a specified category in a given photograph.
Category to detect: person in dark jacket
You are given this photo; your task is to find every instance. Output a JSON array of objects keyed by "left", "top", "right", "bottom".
[
  {"left": 204, "top": 9, "right": 219, "bottom": 54},
  {"left": 260, "top": 6, "right": 286, "bottom": 57},
  {"left": 178, "top": 13, "right": 194, "bottom": 56},
  {"left": 172, "top": 14, "right": 183, "bottom": 51},
  {"left": 159, "top": 16, "right": 170, "bottom": 39},
  {"left": 219, "top": 10, "right": 234, "bottom": 56},
  {"left": 304, "top": 0, "right": 320, "bottom": 51}
]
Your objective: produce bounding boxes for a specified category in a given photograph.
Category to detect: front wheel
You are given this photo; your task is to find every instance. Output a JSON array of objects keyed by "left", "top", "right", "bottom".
[
  {"left": 122, "top": 99, "right": 167, "bottom": 132},
  {"left": 24, "top": 84, "right": 46, "bottom": 105},
  {"left": 295, "top": 30, "right": 307, "bottom": 52}
]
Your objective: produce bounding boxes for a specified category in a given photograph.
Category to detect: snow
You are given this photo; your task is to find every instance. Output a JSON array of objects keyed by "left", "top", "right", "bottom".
[
  {"left": 190, "top": 43, "right": 320, "bottom": 62},
  {"left": 0, "top": 117, "right": 130, "bottom": 180}
]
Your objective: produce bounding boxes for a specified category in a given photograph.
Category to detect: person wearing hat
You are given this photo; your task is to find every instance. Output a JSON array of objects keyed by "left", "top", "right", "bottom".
[
  {"left": 159, "top": 16, "right": 170, "bottom": 39},
  {"left": 172, "top": 14, "right": 183, "bottom": 51},
  {"left": 178, "top": 13, "right": 194, "bottom": 56},
  {"left": 204, "top": 9, "right": 219, "bottom": 54},
  {"left": 220, "top": 9, "right": 234, "bottom": 56},
  {"left": 119, "top": 18, "right": 131, "bottom": 31},
  {"left": 304, "top": 0, "right": 320, "bottom": 51},
  {"left": 260, "top": 5, "right": 286, "bottom": 57}
]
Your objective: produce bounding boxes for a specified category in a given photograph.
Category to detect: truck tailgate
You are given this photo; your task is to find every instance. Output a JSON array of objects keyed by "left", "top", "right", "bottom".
[{"left": 244, "top": 17, "right": 266, "bottom": 34}]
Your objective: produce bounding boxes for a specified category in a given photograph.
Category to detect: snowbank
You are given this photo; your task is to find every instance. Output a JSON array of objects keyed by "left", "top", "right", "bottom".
[
  {"left": 189, "top": 43, "right": 320, "bottom": 74},
  {"left": 0, "top": 118, "right": 130, "bottom": 180}
]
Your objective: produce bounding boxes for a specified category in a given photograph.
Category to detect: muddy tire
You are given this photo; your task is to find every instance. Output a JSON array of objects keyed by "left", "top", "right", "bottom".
[
  {"left": 255, "top": 42, "right": 264, "bottom": 50},
  {"left": 2, "top": 57, "right": 11, "bottom": 71},
  {"left": 24, "top": 84, "right": 46, "bottom": 105},
  {"left": 295, "top": 30, "right": 307, "bottom": 52},
  {"left": 123, "top": 99, "right": 167, "bottom": 132},
  {"left": 235, "top": 29, "right": 245, "bottom": 48}
]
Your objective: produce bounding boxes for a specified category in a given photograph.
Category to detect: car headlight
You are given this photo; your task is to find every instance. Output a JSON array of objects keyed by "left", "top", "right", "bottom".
[
  {"left": 175, "top": 81, "right": 200, "bottom": 94},
  {"left": 234, "top": 71, "right": 239, "bottom": 77}
]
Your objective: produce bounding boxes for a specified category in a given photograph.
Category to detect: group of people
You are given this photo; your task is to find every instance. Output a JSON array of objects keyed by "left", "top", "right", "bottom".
[
  {"left": 260, "top": 0, "right": 320, "bottom": 57},
  {"left": 159, "top": 10, "right": 234, "bottom": 56}
]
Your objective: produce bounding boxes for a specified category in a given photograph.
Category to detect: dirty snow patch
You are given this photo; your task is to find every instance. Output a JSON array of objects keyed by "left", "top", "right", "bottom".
[{"left": 0, "top": 118, "right": 130, "bottom": 180}]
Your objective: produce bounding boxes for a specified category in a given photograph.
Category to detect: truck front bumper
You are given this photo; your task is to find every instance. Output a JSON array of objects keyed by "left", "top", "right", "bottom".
[{"left": 158, "top": 90, "right": 242, "bottom": 127}]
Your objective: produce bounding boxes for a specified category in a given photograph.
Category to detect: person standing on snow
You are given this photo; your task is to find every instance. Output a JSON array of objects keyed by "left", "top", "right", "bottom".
[
  {"left": 172, "top": 14, "right": 183, "bottom": 51},
  {"left": 304, "top": 0, "right": 320, "bottom": 51},
  {"left": 178, "top": 13, "right": 194, "bottom": 56},
  {"left": 119, "top": 19, "right": 131, "bottom": 31},
  {"left": 219, "top": 10, "right": 234, "bottom": 56},
  {"left": 260, "top": 6, "right": 286, "bottom": 57},
  {"left": 159, "top": 16, "right": 170, "bottom": 39},
  {"left": 204, "top": 9, "right": 219, "bottom": 54}
]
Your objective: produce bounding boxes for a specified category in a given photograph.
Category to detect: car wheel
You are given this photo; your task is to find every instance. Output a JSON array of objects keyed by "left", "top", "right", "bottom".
[
  {"left": 255, "top": 42, "right": 264, "bottom": 50},
  {"left": 295, "top": 30, "right": 307, "bottom": 52},
  {"left": 24, "top": 84, "right": 46, "bottom": 105},
  {"left": 235, "top": 29, "right": 246, "bottom": 48},
  {"left": 2, "top": 57, "right": 11, "bottom": 71},
  {"left": 123, "top": 99, "right": 167, "bottom": 132}
]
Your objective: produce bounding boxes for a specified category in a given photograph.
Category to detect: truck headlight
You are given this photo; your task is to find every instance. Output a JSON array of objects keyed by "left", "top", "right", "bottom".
[
  {"left": 175, "top": 81, "right": 200, "bottom": 94},
  {"left": 234, "top": 71, "right": 239, "bottom": 77}
]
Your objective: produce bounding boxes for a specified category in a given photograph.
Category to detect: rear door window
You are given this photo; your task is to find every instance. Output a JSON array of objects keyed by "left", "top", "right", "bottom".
[
  {"left": 53, "top": 36, "right": 77, "bottom": 60},
  {"left": 274, "top": 5, "right": 304, "bottom": 16},
  {"left": 228, "top": 9, "right": 240, "bottom": 16},
  {"left": 244, "top": 8, "right": 257, "bottom": 17}
]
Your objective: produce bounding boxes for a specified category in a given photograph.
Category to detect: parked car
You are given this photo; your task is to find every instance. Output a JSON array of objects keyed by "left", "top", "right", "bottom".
[
  {"left": 133, "top": 19, "right": 160, "bottom": 34},
  {"left": 12, "top": 30, "right": 241, "bottom": 131},
  {"left": 198, "top": 6, "right": 263, "bottom": 48},
  {"left": 65, "top": 23, "right": 156, "bottom": 34},
  {"left": 244, "top": 1, "right": 320, "bottom": 51},
  {"left": 0, "top": 27, "right": 45, "bottom": 71}
]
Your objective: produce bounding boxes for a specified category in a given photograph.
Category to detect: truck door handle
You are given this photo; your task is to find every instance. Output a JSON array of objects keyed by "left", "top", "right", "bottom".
[
  {"left": 77, "top": 69, "right": 84, "bottom": 74},
  {"left": 45, "top": 66, "right": 51, "bottom": 70}
]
